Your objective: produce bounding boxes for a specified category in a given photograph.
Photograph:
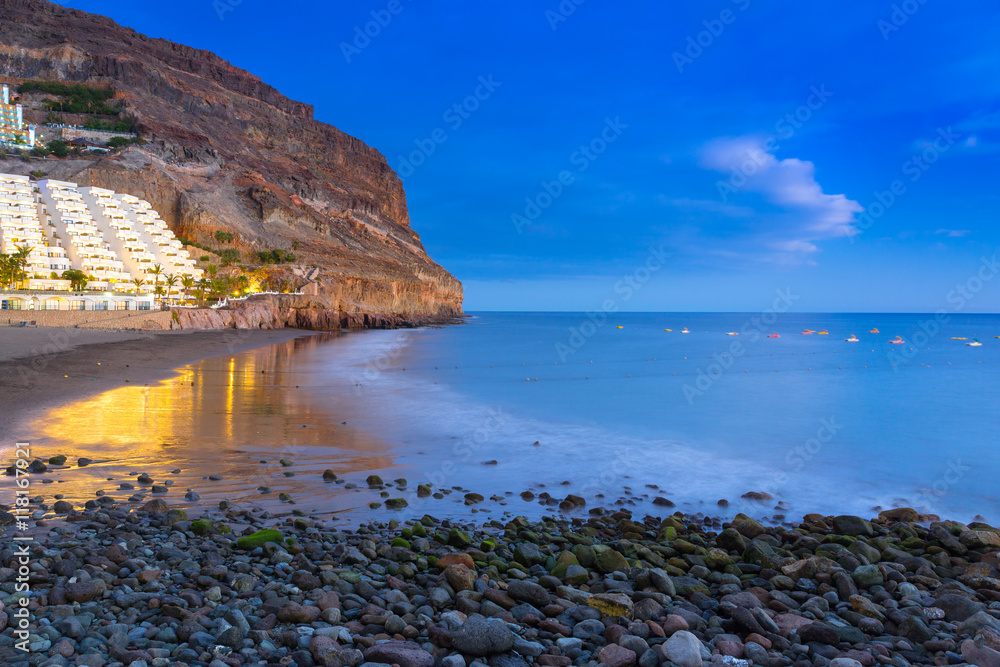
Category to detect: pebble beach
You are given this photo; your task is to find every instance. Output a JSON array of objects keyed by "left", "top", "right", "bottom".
[{"left": 1, "top": 466, "right": 1000, "bottom": 667}]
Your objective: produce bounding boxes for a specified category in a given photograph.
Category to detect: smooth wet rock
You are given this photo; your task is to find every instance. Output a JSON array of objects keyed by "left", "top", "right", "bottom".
[
  {"left": 830, "top": 659, "right": 864, "bottom": 667},
  {"left": 663, "top": 630, "right": 704, "bottom": 667},
  {"left": 444, "top": 564, "right": 476, "bottom": 592},
  {"left": 878, "top": 507, "right": 919, "bottom": 523},
  {"left": 66, "top": 579, "right": 106, "bottom": 603},
  {"left": 934, "top": 593, "right": 984, "bottom": 622},
  {"left": 731, "top": 513, "right": 765, "bottom": 539},
  {"left": 597, "top": 644, "right": 638, "bottom": 667},
  {"left": 507, "top": 580, "right": 550, "bottom": 607},
  {"left": 833, "top": 515, "right": 874, "bottom": 537},
  {"left": 451, "top": 615, "right": 516, "bottom": 656},
  {"left": 962, "top": 639, "right": 1000, "bottom": 667},
  {"left": 798, "top": 622, "right": 840, "bottom": 645},
  {"left": 596, "top": 548, "right": 629, "bottom": 573},
  {"left": 364, "top": 640, "right": 434, "bottom": 667},
  {"left": 959, "top": 612, "right": 1000, "bottom": 637},
  {"left": 852, "top": 564, "right": 883, "bottom": 588}
]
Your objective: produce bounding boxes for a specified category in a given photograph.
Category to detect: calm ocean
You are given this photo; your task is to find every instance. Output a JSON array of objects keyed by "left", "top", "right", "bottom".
[{"left": 306, "top": 312, "right": 1000, "bottom": 522}]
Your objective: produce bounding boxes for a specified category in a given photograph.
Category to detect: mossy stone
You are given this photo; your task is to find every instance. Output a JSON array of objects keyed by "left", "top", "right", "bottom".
[
  {"left": 191, "top": 520, "right": 215, "bottom": 535},
  {"left": 595, "top": 548, "right": 629, "bottom": 574},
  {"left": 165, "top": 509, "right": 188, "bottom": 525},
  {"left": 236, "top": 529, "right": 283, "bottom": 550}
]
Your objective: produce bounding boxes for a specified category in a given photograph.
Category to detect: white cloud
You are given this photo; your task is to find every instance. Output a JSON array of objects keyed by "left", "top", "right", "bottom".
[
  {"left": 666, "top": 197, "right": 754, "bottom": 218},
  {"left": 935, "top": 228, "right": 971, "bottom": 237},
  {"left": 698, "top": 136, "right": 863, "bottom": 259}
]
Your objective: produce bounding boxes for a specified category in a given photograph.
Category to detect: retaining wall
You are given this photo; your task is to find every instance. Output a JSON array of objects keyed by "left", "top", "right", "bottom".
[{"left": 0, "top": 310, "right": 173, "bottom": 330}]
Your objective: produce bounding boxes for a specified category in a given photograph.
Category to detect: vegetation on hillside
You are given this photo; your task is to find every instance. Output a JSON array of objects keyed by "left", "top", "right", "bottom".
[
  {"left": 83, "top": 118, "right": 135, "bottom": 133},
  {"left": 18, "top": 81, "right": 120, "bottom": 116}
]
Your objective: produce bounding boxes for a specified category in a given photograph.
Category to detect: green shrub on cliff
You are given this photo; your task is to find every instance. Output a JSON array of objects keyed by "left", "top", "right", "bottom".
[{"left": 255, "top": 249, "right": 296, "bottom": 264}]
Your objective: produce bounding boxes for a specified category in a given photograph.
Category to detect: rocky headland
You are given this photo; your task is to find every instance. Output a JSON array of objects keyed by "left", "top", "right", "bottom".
[{"left": 0, "top": 0, "right": 462, "bottom": 320}]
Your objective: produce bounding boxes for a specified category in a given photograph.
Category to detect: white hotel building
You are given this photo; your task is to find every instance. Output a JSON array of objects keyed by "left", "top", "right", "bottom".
[{"left": 0, "top": 173, "right": 202, "bottom": 310}]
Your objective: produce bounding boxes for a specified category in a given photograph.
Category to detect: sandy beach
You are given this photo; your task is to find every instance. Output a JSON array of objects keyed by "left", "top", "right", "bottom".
[{"left": 0, "top": 327, "right": 311, "bottom": 438}]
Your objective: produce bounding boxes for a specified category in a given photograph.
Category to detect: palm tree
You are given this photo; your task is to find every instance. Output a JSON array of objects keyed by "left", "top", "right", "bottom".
[
  {"left": 210, "top": 277, "right": 225, "bottom": 301},
  {"left": 131, "top": 277, "right": 145, "bottom": 294},
  {"left": 164, "top": 274, "right": 178, "bottom": 304},
  {"left": 61, "top": 269, "right": 88, "bottom": 291},
  {"left": 195, "top": 277, "right": 210, "bottom": 307},
  {"left": 205, "top": 264, "right": 218, "bottom": 278},
  {"left": 12, "top": 245, "right": 33, "bottom": 289},
  {"left": 149, "top": 262, "right": 162, "bottom": 293},
  {"left": 146, "top": 263, "right": 163, "bottom": 306},
  {"left": 0, "top": 254, "right": 14, "bottom": 289},
  {"left": 181, "top": 276, "right": 195, "bottom": 303}
]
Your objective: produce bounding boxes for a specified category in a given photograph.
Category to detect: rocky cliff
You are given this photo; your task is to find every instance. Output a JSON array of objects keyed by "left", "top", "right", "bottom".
[
  {"left": 0, "top": 0, "right": 463, "bottom": 319},
  {"left": 170, "top": 296, "right": 458, "bottom": 331}
]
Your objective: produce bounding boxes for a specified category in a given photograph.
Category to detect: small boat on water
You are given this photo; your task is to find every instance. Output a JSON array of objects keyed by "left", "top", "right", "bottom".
[
  {"left": 615, "top": 325, "right": 623, "bottom": 329},
  {"left": 869, "top": 328, "right": 879, "bottom": 333},
  {"left": 664, "top": 329, "right": 672, "bottom": 332},
  {"left": 817, "top": 330, "right": 829, "bottom": 335},
  {"left": 726, "top": 332, "right": 738, "bottom": 336},
  {"left": 767, "top": 332, "right": 780, "bottom": 338},
  {"left": 801, "top": 330, "right": 815, "bottom": 335},
  {"left": 845, "top": 335, "right": 860, "bottom": 342},
  {"left": 889, "top": 336, "right": 904, "bottom": 344},
  {"left": 681, "top": 328, "right": 690, "bottom": 333},
  {"left": 967, "top": 339, "right": 983, "bottom": 347},
  {"left": 951, "top": 337, "right": 967, "bottom": 340}
]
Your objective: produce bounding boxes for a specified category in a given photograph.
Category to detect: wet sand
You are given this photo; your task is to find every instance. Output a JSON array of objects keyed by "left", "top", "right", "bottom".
[
  {"left": 0, "top": 327, "right": 310, "bottom": 439},
  {"left": 0, "top": 328, "right": 415, "bottom": 522}
]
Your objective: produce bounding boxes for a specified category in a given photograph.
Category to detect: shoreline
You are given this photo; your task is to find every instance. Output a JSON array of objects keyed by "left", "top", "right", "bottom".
[{"left": 0, "top": 327, "right": 316, "bottom": 443}]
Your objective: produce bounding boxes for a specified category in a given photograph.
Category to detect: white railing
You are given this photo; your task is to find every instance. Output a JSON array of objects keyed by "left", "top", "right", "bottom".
[{"left": 210, "top": 291, "right": 303, "bottom": 309}]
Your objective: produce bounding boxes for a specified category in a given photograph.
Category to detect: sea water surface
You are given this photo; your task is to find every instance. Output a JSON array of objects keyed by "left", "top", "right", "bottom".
[{"left": 24, "top": 312, "right": 1000, "bottom": 524}]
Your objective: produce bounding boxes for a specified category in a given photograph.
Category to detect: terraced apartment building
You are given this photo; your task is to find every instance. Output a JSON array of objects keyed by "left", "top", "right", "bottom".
[{"left": 0, "top": 172, "right": 202, "bottom": 300}]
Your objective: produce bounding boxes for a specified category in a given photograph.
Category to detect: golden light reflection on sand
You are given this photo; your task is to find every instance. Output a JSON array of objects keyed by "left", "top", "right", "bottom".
[{"left": 27, "top": 334, "right": 399, "bottom": 509}]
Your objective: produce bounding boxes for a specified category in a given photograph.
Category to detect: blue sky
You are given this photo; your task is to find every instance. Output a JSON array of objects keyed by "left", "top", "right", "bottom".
[{"left": 63, "top": 0, "right": 1000, "bottom": 312}]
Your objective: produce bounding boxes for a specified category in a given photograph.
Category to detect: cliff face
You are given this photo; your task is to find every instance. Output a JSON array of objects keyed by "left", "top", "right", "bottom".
[
  {"left": 170, "top": 296, "right": 453, "bottom": 332},
  {"left": 0, "top": 0, "right": 462, "bottom": 318}
]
